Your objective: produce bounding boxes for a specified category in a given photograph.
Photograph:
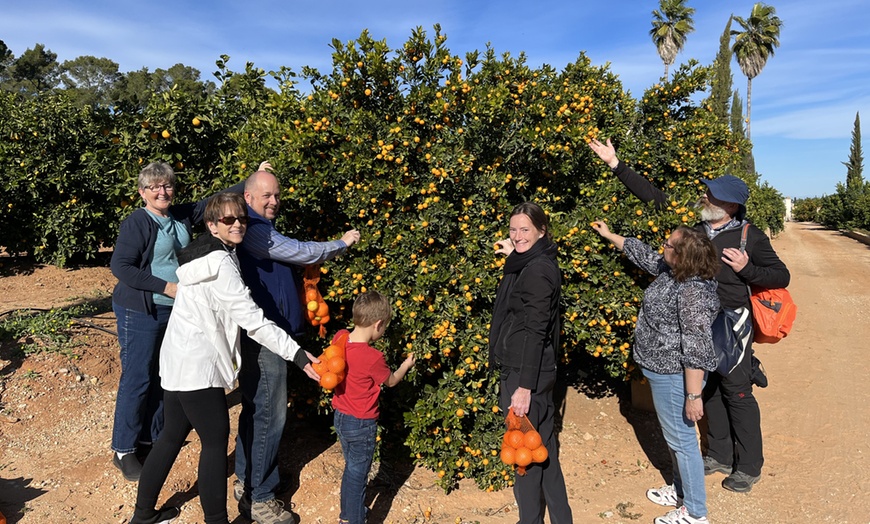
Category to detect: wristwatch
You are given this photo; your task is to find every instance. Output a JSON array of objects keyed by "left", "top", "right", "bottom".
[{"left": 686, "top": 393, "right": 702, "bottom": 401}]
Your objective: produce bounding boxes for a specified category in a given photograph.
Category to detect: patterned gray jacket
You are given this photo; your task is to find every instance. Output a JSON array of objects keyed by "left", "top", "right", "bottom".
[{"left": 623, "top": 238, "right": 719, "bottom": 375}]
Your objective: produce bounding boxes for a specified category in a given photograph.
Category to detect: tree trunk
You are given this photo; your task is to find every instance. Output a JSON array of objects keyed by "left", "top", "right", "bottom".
[{"left": 746, "top": 77, "right": 753, "bottom": 141}]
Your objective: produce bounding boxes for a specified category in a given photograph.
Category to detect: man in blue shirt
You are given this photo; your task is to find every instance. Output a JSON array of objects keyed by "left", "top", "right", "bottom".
[{"left": 234, "top": 166, "right": 360, "bottom": 524}]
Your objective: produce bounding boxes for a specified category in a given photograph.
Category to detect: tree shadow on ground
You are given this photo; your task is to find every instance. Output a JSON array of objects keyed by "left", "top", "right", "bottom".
[{"left": 561, "top": 353, "right": 674, "bottom": 484}]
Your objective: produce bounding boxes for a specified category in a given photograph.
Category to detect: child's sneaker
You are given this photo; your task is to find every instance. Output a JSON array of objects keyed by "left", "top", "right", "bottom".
[
  {"left": 646, "top": 484, "right": 683, "bottom": 507},
  {"left": 654, "top": 506, "right": 709, "bottom": 524}
]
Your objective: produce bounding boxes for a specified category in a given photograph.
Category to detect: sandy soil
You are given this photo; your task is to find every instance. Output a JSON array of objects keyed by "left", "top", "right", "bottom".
[{"left": 0, "top": 221, "right": 868, "bottom": 524}]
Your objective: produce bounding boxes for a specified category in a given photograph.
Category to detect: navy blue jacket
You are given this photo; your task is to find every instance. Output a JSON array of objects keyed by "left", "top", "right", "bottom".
[{"left": 110, "top": 200, "right": 207, "bottom": 314}]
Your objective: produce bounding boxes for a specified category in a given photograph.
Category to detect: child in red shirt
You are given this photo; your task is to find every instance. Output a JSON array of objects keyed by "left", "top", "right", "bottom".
[{"left": 331, "top": 291, "right": 415, "bottom": 524}]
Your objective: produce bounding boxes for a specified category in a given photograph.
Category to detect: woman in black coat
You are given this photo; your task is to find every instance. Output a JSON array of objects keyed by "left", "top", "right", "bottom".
[{"left": 488, "top": 202, "right": 572, "bottom": 524}]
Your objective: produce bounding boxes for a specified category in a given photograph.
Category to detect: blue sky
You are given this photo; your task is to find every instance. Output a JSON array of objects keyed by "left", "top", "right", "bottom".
[{"left": 2, "top": 0, "right": 868, "bottom": 198}]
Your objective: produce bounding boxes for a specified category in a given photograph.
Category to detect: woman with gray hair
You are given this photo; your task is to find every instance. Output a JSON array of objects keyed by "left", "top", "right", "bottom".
[{"left": 109, "top": 162, "right": 207, "bottom": 482}]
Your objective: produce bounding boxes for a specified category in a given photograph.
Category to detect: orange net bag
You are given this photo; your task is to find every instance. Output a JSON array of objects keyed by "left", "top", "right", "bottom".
[
  {"left": 312, "top": 331, "right": 349, "bottom": 390},
  {"left": 499, "top": 408, "right": 549, "bottom": 476},
  {"left": 302, "top": 265, "right": 329, "bottom": 337}
]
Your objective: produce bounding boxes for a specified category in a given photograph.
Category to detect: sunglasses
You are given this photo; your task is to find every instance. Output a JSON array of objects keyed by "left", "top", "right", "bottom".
[{"left": 216, "top": 215, "right": 249, "bottom": 226}]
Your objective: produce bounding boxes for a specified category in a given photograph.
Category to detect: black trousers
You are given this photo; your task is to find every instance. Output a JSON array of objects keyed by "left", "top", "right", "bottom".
[
  {"left": 703, "top": 346, "right": 764, "bottom": 477},
  {"left": 135, "top": 387, "right": 231, "bottom": 524},
  {"left": 499, "top": 368, "right": 573, "bottom": 524}
]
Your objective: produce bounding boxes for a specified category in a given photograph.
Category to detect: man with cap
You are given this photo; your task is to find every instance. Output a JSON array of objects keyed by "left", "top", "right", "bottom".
[{"left": 588, "top": 139, "right": 790, "bottom": 494}]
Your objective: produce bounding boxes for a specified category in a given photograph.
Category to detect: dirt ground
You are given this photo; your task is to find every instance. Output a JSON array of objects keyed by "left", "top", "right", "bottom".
[{"left": 1, "top": 221, "right": 869, "bottom": 524}]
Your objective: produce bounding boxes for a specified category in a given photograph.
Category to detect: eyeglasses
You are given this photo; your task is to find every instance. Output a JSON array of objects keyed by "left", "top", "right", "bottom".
[
  {"left": 216, "top": 215, "right": 249, "bottom": 226},
  {"left": 145, "top": 184, "right": 174, "bottom": 193},
  {"left": 662, "top": 241, "right": 675, "bottom": 250}
]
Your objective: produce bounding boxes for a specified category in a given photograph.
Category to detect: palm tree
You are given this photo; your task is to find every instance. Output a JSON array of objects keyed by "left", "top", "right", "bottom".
[
  {"left": 732, "top": 2, "right": 783, "bottom": 140},
  {"left": 650, "top": 0, "right": 696, "bottom": 80}
]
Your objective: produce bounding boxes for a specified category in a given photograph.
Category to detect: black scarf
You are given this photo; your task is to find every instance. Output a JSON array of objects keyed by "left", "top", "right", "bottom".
[
  {"left": 503, "top": 237, "right": 556, "bottom": 275},
  {"left": 178, "top": 233, "right": 234, "bottom": 266}
]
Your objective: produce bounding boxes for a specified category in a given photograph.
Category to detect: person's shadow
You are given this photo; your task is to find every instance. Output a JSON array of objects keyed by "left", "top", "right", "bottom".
[{"left": 0, "top": 476, "right": 48, "bottom": 523}]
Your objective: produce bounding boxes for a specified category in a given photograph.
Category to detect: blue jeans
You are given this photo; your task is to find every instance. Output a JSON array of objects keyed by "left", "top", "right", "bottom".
[
  {"left": 235, "top": 336, "right": 288, "bottom": 503},
  {"left": 334, "top": 410, "right": 377, "bottom": 524},
  {"left": 642, "top": 367, "right": 708, "bottom": 518},
  {"left": 112, "top": 302, "right": 171, "bottom": 453}
]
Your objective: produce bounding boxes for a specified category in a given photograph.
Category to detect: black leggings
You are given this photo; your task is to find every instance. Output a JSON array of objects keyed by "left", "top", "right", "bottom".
[{"left": 135, "top": 388, "right": 230, "bottom": 524}]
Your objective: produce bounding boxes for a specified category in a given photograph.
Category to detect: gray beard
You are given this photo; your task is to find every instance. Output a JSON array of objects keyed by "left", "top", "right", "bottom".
[{"left": 696, "top": 200, "right": 728, "bottom": 223}]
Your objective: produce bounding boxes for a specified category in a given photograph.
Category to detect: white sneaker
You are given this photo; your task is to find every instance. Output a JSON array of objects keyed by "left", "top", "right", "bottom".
[
  {"left": 646, "top": 484, "right": 683, "bottom": 507},
  {"left": 654, "top": 506, "right": 709, "bottom": 524}
]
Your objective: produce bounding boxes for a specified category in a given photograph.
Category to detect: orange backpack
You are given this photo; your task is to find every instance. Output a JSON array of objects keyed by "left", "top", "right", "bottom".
[{"left": 740, "top": 224, "right": 797, "bottom": 344}]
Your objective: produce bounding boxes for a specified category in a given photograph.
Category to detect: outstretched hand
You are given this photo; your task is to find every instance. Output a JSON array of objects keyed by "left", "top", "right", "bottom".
[
  {"left": 258, "top": 161, "right": 273, "bottom": 172},
  {"left": 590, "top": 220, "right": 611, "bottom": 237},
  {"left": 494, "top": 238, "right": 514, "bottom": 256},
  {"left": 341, "top": 229, "right": 361, "bottom": 248},
  {"left": 588, "top": 138, "right": 619, "bottom": 169}
]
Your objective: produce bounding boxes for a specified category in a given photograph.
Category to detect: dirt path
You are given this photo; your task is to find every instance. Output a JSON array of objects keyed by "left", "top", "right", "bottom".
[{"left": 1, "top": 222, "right": 869, "bottom": 523}]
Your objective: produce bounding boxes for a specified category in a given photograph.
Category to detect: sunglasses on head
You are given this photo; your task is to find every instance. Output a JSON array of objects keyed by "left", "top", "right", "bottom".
[{"left": 216, "top": 215, "right": 249, "bottom": 226}]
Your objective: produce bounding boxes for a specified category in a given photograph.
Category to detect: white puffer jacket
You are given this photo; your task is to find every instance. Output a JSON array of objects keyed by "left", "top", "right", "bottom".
[{"left": 159, "top": 248, "right": 300, "bottom": 391}]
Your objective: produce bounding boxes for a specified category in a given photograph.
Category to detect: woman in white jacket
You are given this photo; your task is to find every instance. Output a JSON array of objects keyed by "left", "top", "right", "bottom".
[{"left": 128, "top": 192, "right": 320, "bottom": 524}]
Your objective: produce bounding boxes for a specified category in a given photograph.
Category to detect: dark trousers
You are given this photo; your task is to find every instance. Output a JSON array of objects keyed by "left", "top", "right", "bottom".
[
  {"left": 135, "top": 388, "right": 230, "bottom": 524},
  {"left": 703, "top": 346, "right": 764, "bottom": 477},
  {"left": 499, "top": 368, "right": 572, "bottom": 524}
]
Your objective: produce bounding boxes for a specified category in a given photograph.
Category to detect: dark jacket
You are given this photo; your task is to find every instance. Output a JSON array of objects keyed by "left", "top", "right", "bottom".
[
  {"left": 488, "top": 239, "right": 561, "bottom": 390},
  {"left": 611, "top": 160, "right": 790, "bottom": 309},
  {"left": 110, "top": 201, "right": 206, "bottom": 314},
  {"left": 236, "top": 208, "right": 306, "bottom": 338}
]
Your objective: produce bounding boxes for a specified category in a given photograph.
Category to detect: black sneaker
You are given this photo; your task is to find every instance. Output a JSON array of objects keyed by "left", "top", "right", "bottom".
[
  {"left": 113, "top": 452, "right": 143, "bottom": 482},
  {"left": 128, "top": 506, "right": 180, "bottom": 524},
  {"left": 750, "top": 355, "right": 768, "bottom": 388},
  {"left": 722, "top": 470, "right": 761, "bottom": 492},
  {"left": 702, "top": 455, "right": 732, "bottom": 475}
]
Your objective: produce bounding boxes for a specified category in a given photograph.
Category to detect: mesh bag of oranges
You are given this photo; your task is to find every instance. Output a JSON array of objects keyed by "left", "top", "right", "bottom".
[
  {"left": 303, "top": 265, "right": 329, "bottom": 337},
  {"left": 499, "top": 408, "right": 548, "bottom": 476},
  {"left": 312, "top": 330, "right": 349, "bottom": 390}
]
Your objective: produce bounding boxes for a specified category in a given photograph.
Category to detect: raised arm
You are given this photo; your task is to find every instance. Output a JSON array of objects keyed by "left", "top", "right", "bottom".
[{"left": 588, "top": 138, "right": 669, "bottom": 208}]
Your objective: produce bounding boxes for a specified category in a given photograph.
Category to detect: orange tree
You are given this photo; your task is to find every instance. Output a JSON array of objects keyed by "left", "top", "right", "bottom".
[
  {"left": 227, "top": 28, "right": 745, "bottom": 490},
  {"left": 0, "top": 58, "right": 269, "bottom": 265},
  {"left": 0, "top": 90, "right": 123, "bottom": 266},
  {"left": 0, "top": 27, "right": 746, "bottom": 490}
]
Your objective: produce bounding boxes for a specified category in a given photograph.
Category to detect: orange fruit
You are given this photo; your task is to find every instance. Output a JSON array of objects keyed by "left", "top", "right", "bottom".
[
  {"left": 500, "top": 446, "right": 516, "bottom": 465},
  {"left": 324, "top": 344, "right": 345, "bottom": 360},
  {"left": 506, "top": 430, "right": 524, "bottom": 450},
  {"left": 320, "top": 372, "right": 339, "bottom": 390},
  {"left": 305, "top": 288, "right": 318, "bottom": 302},
  {"left": 514, "top": 447, "right": 533, "bottom": 467},
  {"left": 312, "top": 359, "right": 329, "bottom": 376},
  {"left": 523, "top": 430, "right": 543, "bottom": 450},
  {"left": 316, "top": 301, "right": 329, "bottom": 317},
  {"left": 319, "top": 314, "right": 330, "bottom": 325},
  {"left": 531, "top": 445, "right": 549, "bottom": 463},
  {"left": 327, "top": 356, "right": 346, "bottom": 374}
]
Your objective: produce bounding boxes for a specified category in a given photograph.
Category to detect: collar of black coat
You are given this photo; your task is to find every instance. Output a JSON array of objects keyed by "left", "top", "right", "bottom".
[{"left": 503, "top": 237, "right": 557, "bottom": 274}]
